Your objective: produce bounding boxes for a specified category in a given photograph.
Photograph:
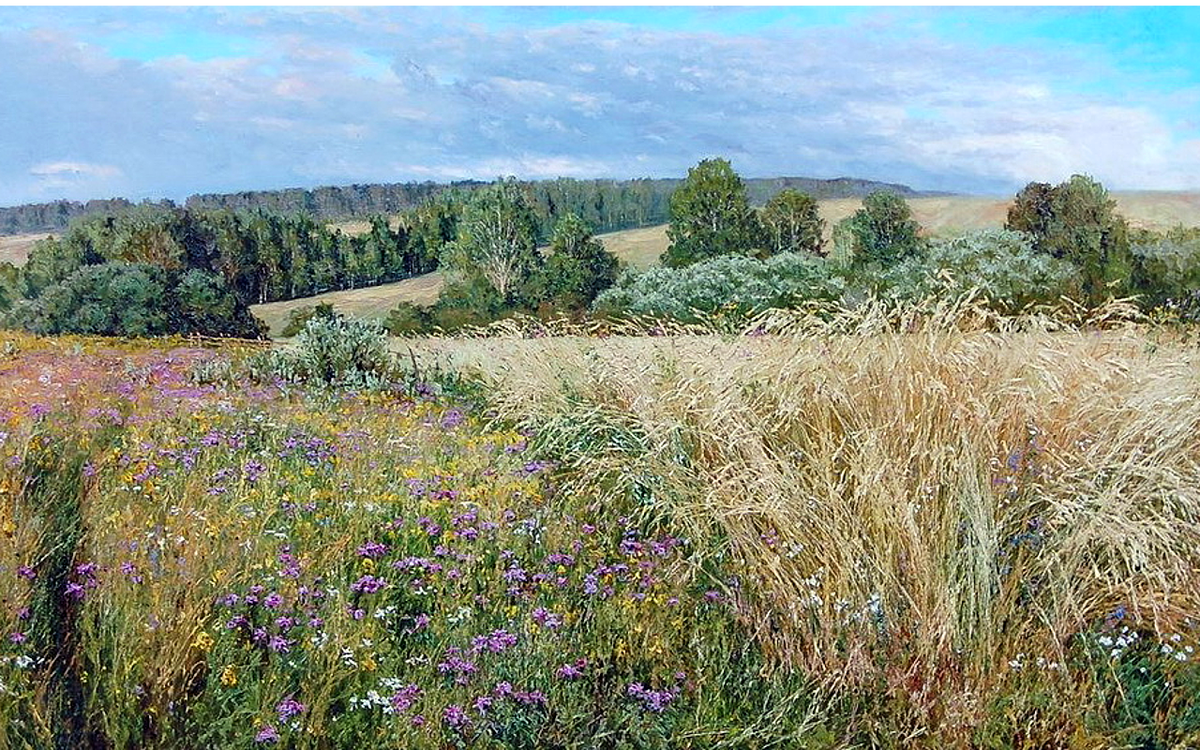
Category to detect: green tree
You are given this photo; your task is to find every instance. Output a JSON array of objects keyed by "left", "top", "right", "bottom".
[
  {"left": 1005, "top": 175, "right": 1133, "bottom": 304},
  {"left": 761, "top": 189, "right": 824, "bottom": 256},
  {"left": 540, "top": 213, "right": 620, "bottom": 309},
  {"left": 173, "top": 269, "right": 266, "bottom": 338},
  {"left": 662, "top": 158, "right": 764, "bottom": 267},
  {"left": 7, "top": 263, "right": 172, "bottom": 336},
  {"left": 845, "top": 191, "right": 923, "bottom": 266},
  {"left": 445, "top": 179, "right": 541, "bottom": 303}
]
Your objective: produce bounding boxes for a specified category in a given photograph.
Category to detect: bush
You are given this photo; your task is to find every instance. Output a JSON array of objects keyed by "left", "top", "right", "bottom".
[
  {"left": 4, "top": 261, "right": 264, "bottom": 339},
  {"left": 384, "top": 302, "right": 432, "bottom": 336},
  {"left": 280, "top": 302, "right": 337, "bottom": 338},
  {"left": 594, "top": 252, "right": 844, "bottom": 323},
  {"left": 1132, "top": 230, "right": 1200, "bottom": 308},
  {"left": 851, "top": 229, "right": 1077, "bottom": 311},
  {"left": 6, "top": 263, "right": 172, "bottom": 336},
  {"left": 252, "top": 315, "right": 394, "bottom": 388}
]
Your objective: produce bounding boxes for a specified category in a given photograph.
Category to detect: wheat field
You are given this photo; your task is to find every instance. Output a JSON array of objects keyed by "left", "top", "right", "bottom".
[{"left": 397, "top": 314, "right": 1200, "bottom": 737}]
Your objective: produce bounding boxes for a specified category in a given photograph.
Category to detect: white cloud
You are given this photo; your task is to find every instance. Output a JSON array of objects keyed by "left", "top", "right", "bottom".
[
  {"left": 1, "top": 7, "right": 1199, "bottom": 204},
  {"left": 30, "top": 161, "right": 122, "bottom": 179}
]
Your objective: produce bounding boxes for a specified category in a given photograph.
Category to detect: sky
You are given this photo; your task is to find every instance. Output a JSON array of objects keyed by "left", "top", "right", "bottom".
[{"left": 1, "top": 6, "right": 1199, "bottom": 207}]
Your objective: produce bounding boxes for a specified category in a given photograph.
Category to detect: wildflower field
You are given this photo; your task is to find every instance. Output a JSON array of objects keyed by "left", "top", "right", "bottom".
[{"left": 1, "top": 313, "right": 1199, "bottom": 748}]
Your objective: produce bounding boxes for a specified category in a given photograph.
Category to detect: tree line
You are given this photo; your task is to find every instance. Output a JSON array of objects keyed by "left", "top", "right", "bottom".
[
  {"left": 4, "top": 157, "right": 1196, "bottom": 339},
  {"left": 588, "top": 158, "right": 1200, "bottom": 325},
  {"left": 1, "top": 175, "right": 926, "bottom": 236}
]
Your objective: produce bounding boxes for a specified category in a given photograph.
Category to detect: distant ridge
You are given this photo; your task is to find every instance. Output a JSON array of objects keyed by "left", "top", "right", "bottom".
[{"left": 0, "top": 175, "right": 945, "bottom": 236}]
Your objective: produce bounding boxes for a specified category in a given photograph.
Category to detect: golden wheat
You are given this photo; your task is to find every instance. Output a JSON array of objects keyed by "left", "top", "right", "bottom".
[{"left": 404, "top": 311, "right": 1200, "bottom": 731}]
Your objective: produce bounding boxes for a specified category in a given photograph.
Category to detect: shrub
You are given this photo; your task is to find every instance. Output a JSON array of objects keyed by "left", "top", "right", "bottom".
[
  {"left": 280, "top": 302, "right": 337, "bottom": 337},
  {"left": 851, "top": 229, "right": 1076, "bottom": 311},
  {"left": 252, "top": 315, "right": 394, "bottom": 388},
  {"left": 1132, "top": 231, "right": 1200, "bottom": 308},
  {"left": 384, "top": 301, "right": 433, "bottom": 336},
  {"left": 3, "top": 262, "right": 263, "bottom": 339},
  {"left": 594, "top": 252, "right": 844, "bottom": 323}
]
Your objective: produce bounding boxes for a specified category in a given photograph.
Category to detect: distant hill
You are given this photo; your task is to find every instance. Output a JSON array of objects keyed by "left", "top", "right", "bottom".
[
  {"left": 1, "top": 174, "right": 940, "bottom": 236},
  {"left": 0, "top": 198, "right": 176, "bottom": 235}
]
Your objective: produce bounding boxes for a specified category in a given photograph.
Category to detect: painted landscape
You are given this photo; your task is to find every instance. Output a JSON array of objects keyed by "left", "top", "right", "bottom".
[{"left": 2, "top": 7, "right": 1200, "bottom": 749}]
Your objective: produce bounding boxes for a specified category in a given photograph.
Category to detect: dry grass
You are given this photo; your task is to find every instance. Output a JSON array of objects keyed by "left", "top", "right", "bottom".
[
  {"left": 250, "top": 273, "right": 446, "bottom": 336},
  {"left": 402, "top": 313, "right": 1200, "bottom": 726},
  {"left": 0, "top": 233, "right": 51, "bottom": 266},
  {"left": 595, "top": 224, "right": 670, "bottom": 269}
]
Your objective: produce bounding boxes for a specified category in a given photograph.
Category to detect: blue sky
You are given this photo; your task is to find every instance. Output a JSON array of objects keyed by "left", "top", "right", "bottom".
[{"left": 1, "top": 6, "right": 1199, "bottom": 206}]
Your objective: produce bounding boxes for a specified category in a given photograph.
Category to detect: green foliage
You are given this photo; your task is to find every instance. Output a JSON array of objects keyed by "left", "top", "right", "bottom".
[
  {"left": 844, "top": 191, "right": 924, "bottom": 267},
  {"left": 595, "top": 251, "right": 845, "bottom": 323},
  {"left": 538, "top": 213, "right": 620, "bottom": 309},
  {"left": 174, "top": 269, "right": 267, "bottom": 338},
  {"left": 851, "top": 229, "right": 1076, "bottom": 311},
  {"left": 384, "top": 301, "right": 432, "bottom": 336},
  {"left": 661, "top": 158, "right": 764, "bottom": 268},
  {"left": 0, "top": 262, "right": 21, "bottom": 312},
  {"left": 280, "top": 302, "right": 338, "bottom": 338},
  {"left": 7, "top": 263, "right": 172, "bottom": 336},
  {"left": 255, "top": 314, "right": 394, "bottom": 388},
  {"left": 20, "top": 235, "right": 97, "bottom": 298},
  {"left": 761, "top": 189, "right": 825, "bottom": 256},
  {"left": 4, "top": 262, "right": 263, "bottom": 338},
  {"left": 1006, "top": 175, "right": 1134, "bottom": 305},
  {"left": 1131, "top": 226, "right": 1200, "bottom": 307},
  {"left": 1071, "top": 624, "right": 1200, "bottom": 748},
  {"left": 445, "top": 180, "right": 542, "bottom": 304}
]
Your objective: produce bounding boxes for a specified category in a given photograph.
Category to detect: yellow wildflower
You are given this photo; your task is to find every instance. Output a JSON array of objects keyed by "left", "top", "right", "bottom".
[{"left": 191, "top": 631, "right": 215, "bottom": 652}]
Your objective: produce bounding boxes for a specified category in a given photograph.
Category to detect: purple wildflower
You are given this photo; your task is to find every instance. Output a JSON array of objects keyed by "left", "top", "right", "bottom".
[
  {"left": 556, "top": 659, "right": 587, "bottom": 680},
  {"left": 389, "top": 684, "right": 422, "bottom": 713},
  {"left": 356, "top": 541, "right": 388, "bottom": 558},
  {"left": 531, "top": 607, "right": 564, "bottom": 629},
  {"left": 473, "top": 695, "right": 494, "bottom": 715},
  {"left": 513, "top": 690, "right": 548, "bottom": 707},
  {"left": 442, "top": 704, "right": 471, "bottom": 731},
  {"left": 254, "top": 725, "right": 280, "bottom": 744},
  {"left": 275, "top": 696, "right": 306, "bottom": 722},
  {"left": 627, "top": 683, "right": 678, "bottom": 713},
  {"left": 437, "top": 649, "right": 478, "bottom": 684},
  {"left": 350, "top": 575, "right": 388, "bottom": 594}
]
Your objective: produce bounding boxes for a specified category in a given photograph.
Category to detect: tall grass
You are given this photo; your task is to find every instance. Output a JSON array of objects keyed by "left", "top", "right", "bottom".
[
  {"left": 1, "top": 315, "right": 1198, "bottom": 747},
  {"left": 458, "top": 305, "right": 1200, "bottom": 743}
]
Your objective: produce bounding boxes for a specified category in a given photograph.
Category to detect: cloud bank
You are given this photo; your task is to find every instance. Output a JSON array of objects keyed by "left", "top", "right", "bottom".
[{"left": 0, "top": 7, "right": 1198, "bottom": 206}]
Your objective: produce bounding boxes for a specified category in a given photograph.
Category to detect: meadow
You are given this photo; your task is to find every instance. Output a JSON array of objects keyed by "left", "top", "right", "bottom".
[{"left": 1, "top": 304, "right": 1198, "bottom": 748}]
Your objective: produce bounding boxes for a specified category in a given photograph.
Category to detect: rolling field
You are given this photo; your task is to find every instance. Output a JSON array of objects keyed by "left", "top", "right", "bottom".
[{"left": 251, "top": 273, "right": 446, "bottom": 337}]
